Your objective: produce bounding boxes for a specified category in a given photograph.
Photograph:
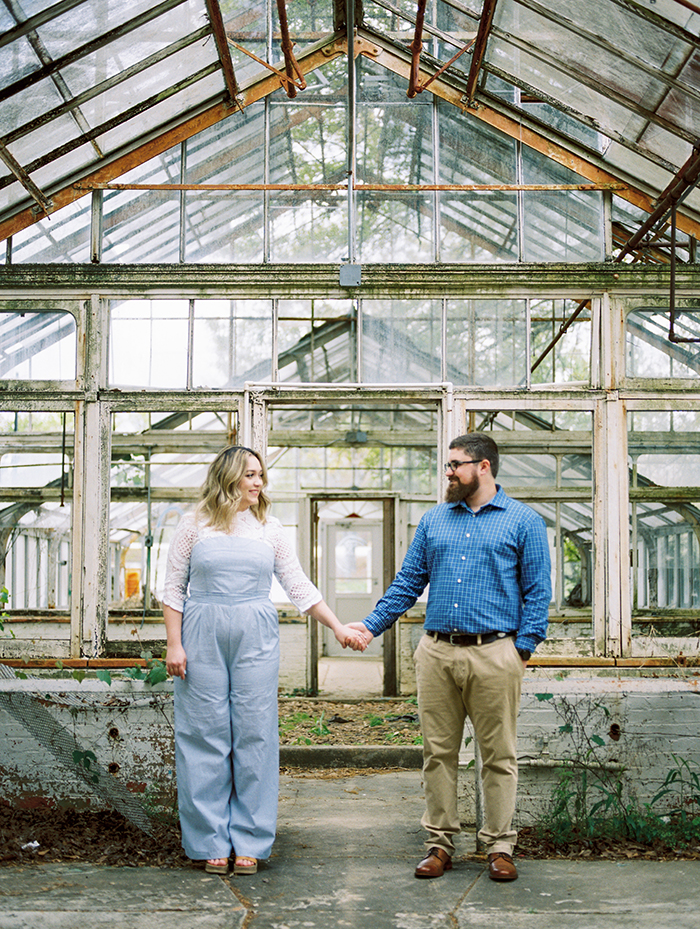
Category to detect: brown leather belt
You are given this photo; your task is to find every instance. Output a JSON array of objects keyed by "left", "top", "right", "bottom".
[{"left": 428, "top": 630, "right": 517, "bottom": 647}]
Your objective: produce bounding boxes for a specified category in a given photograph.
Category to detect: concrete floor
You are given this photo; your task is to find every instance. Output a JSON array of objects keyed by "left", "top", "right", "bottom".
[{"left": 1, "top": 770, "right": 699, "bottom": 929}]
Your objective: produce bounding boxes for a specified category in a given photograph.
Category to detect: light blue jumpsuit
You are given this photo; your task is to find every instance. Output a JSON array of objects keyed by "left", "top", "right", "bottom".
[{"left": 173, "top": 535, "right": 281, "bottom": 861}]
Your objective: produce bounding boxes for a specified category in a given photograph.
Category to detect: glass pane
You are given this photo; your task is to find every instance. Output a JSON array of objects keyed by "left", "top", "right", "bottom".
[
  {"left": 446, "top": 300, "right": 526, "bottom": 387},
  {"left": 531, "top": 299, "right": 591, "bottom": 385},
  {"left": 629, "top": 410, "right": 700, "bottom": 626},
  {"left": 278, "top": 299, "right": 355, "bottom": 382},
  {"left": 626, "top": 303, "right": 700, "bottom": 378},
  {"left": 0, "top": 410, "right": 75, "bottom": 616},
  {"left": 334, "top": 528, "right": 374, "bottom": 594},
  {"left": 192, "top": 300, "right": 272, "bottom": 387},
  {"left": 362, "top": 300, "right": 441, "bottom": 383},
  {"left": 522, "top": 149, "right": 603, "bottom": 262},
  {"left": 12, "top": 199, "right": 90, "bottom": 263},
  {"left": 185, "top": 105, "right": 265, "bottom": 262},
  {"left": 109, "top": 300, "right": 188, "bottom": 388},
  {"left": 0, "top": 311, "right": 77, "bottom": 379}
]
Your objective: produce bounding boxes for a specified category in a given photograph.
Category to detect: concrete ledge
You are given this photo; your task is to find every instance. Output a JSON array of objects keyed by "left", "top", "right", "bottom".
[{"left": 280, "top": 744, "right": 423, "bottom": 769}]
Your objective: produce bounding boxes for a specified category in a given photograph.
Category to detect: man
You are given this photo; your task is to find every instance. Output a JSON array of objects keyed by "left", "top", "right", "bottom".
[{"left": 350, "top": 432, "right": 551, "bottom": 882}]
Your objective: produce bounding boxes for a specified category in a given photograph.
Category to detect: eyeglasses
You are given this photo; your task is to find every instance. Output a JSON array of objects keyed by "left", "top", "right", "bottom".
[{"left": 443, "top": 459, "right": 483, "bottom": 473}]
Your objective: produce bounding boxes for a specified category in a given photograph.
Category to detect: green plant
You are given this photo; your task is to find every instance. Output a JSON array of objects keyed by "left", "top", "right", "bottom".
[
  {"left": 0, "top": 585, "right": 14, "bottom": 638},
  {"left": 311, "top": 711, "right": 330, "bottom": 737},
  {"left": 73, "top": 749, "right": 99, "bottom": 784},
  {"left": 534, "top": 694, "right": 700, "bottom": 851},
  {"left": 123, "top": 650, "right": 168, "bottom": 686}
]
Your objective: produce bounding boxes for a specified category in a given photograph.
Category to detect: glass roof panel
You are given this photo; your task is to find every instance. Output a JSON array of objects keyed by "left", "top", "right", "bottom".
[{"left": 0, "top": 0, "right": 699, "bottom": 247}]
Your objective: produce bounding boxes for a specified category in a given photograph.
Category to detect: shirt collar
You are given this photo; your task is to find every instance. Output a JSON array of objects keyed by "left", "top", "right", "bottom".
[{"left": 448, "top": 484, "right": 507, "bottom": 513}]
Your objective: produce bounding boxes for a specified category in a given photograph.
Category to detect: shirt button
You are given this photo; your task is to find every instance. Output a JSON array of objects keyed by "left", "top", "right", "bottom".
[
  {"left": 457, "top": 578, "right": 461, "bottom": 583},
  {"left": 461, "top": 556, "right": 465, "bottom": 560},
  {"left": 466, "top": 533, "right": 470, "bottom": 538},
  {"left": 454, "top": 603, "right": 459, "bottom": 608}
]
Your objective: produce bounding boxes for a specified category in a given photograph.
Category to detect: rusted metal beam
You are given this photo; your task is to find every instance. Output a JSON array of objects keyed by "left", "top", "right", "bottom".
[
  {"left": 0, "top": 141, "right": 52, "bottom": 216},
  {"left": 362, "top": 34, "right": 700, "bottom": 242},
  {"left": 464, "top": 0, "right": 497, "bottom": 105},
  {"left": 406, "top": 0, "right": 427, "bottom": 98},
  {"left": 76, "top": 182, "right": 623, "bottom": 192},
  {"left": 414, "top": 39, "right": 476, "bottom": 95},
  {"left": 0, "top": 37, "right": 347, "bottom": 243},
  {"left": 0, "top": 0, "right": 189, "bottom": 106},
  {"left": 204, "top": 0, "right": 240, "bottom": 105},
  {"left": 276, "top": 0, "right": 306, "bottom": 99},
  {"left": 617, "top": 143, "right": 700, "bottom": 261},
  {"left": 532, "top": 145, "right": 700, "bottom": 369}
]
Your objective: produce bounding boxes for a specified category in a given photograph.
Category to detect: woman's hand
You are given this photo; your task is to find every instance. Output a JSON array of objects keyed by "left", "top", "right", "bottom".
[
  {"left": 166, "top": 643, "right": 187, "bottom": 679},
  {"left": 335, "top": 624, "right": 368, "bottom": 652},
  {"left": 347, "top": 621, "right": 373, "bottom": 649}
]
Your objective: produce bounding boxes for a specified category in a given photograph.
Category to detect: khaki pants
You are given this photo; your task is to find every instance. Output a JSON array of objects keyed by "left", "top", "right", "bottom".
[{"left": 414, "top": 633, "right": 525, "bottom": 856}]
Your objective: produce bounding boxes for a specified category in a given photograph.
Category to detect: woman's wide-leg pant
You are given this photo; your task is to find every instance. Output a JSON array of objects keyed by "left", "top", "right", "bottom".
[{"left": 173, "top": 590, "right": 280, "bottom": 862}]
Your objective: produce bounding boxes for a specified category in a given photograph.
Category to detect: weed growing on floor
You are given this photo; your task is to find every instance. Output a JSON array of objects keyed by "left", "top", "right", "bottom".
[{"left": 534, "top": 693, "right": 700, "bottom": 852}]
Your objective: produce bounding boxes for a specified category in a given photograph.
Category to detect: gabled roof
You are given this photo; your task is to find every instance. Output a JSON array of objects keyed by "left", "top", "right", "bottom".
[{"left": 0, "top": 0, "right": 698, "bottom": 247}]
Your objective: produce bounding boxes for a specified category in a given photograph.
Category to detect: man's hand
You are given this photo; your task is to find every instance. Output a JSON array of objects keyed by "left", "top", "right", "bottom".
[{"left": 347, "top": 622, "right": 373, "bottom": 649}]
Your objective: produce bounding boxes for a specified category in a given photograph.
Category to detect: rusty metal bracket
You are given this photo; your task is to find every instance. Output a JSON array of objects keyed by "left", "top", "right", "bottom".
[
  {"left": 276, "top": 0, "right": 307, "bottom": 99},
  {"left": 407, "top": 0, "right": 427, "bottom": 98},
  {"left": 204, "top": 0, "right": 240, "bottom": 107}
]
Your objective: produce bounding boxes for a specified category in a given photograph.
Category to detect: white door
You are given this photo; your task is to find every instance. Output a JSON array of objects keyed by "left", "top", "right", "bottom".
[{"left": 322, "top": 520, "right": 383, "bottom": 657}]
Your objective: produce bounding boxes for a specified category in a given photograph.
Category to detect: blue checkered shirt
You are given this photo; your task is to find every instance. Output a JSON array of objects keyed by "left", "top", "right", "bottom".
[{"left": 363, "top": 486, "right": 551, "bottom": 654}]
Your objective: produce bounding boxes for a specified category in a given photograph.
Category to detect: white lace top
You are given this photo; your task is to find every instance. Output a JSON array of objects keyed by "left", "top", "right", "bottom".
[{"left": 162, "top": 508, "right": 322, "bottom": 614}]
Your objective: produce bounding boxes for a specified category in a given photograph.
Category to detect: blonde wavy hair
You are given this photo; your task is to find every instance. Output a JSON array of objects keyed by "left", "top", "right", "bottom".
[{"left": 196, "top": 446, "right": 271, "bottom": 530}]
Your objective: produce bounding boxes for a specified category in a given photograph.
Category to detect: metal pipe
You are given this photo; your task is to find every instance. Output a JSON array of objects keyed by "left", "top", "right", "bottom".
[
  {"left": 347, "top": 0, "right": 357, "bottom": 264},
  {"left": 407, "top": 0, "right": 428, "bottom": 98}
]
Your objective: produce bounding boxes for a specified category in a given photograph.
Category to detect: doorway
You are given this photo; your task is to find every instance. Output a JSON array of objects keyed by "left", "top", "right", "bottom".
[
  {"left": 322, "top": 519, "right": 383, "bottom": 658},
  {"left": 309, "top": 495, "right": 398, "bottom": 695}
]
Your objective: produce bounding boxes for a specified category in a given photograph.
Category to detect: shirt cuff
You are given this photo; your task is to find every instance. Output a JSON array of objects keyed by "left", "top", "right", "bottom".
[{"left": 515, "top": 634, "right": 539, "bottom": 654}]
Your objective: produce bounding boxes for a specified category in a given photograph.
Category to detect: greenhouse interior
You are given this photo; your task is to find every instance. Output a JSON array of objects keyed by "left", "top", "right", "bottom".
[{"left": 1, "top": 0, "right": 699, "bottom": 695}]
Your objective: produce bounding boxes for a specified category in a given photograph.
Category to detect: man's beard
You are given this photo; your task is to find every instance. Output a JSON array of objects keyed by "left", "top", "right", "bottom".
[{"left": 445, "top": 475, "right": 480, "bottom": 503}]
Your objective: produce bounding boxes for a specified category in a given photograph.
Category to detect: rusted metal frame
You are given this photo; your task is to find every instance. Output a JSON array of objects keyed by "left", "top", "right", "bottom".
[
  {"left": 444, "top": 0, "right": 700, "bottom": 156},
  {"left": 632, "top": 44, "right": 698, "bottom": 150},
  {"left": 513, "top": 0, "right": 700, "bottom": 111},
  {"left": 669, "top": 202, "right": 700, "bottom": 344},
  {"left": 0, "top": 0, "right": 190, "bottom": 106},
  {"left": 204, "top": 0, "right": 240, "bottom": 105},
  {"left": 475, "top": 15, "right": 698, "bottom": 148},
  {"left": 0, "top": 0, "right": 85, "bottom": 50},
  {"left": 464, "top": 0, "right": 498, "bottom": 105},
  {"left": 0, "top": 141, "right": 52, "bottom": 215},
  {"left": 276, "top": 0, "right": 306, "bottom": 99},
  {"left": 0, "top": 26, "right": 212, "bottom": 150},
  {"left": 364, "top": 34, "right": 700, "bottom": 241},
  {"left": 0, "top": 63, "right": 221, "bottom": 200},
  {"left": 611, "top": 0, "right": 700, "bottom": 37},
  {"left": 0, "top": 37, "right": 346, "bottom": 242},
  {"left": 3, "top": 0, "right": 102, "bottom": 157},
  {"left": 617, "top": 143, "right": 700, "bottom": 261},
  {"left": 227, "top": 38, "right": 307, "bottom": 94},
  {"left": 372, "top": 0, "right": 474, "bottom": 57},
  {"left": 534, "top": 146, "right": 700, "bottom": 367},
  {"left": 417, "top": 39, "right": 476, "bottom": 95},
  {"left": 78, "top": 181, "right": 622, "bottom": 191},
  {"left": 407, "top": 0, "right": 428, "bottom": 98}
]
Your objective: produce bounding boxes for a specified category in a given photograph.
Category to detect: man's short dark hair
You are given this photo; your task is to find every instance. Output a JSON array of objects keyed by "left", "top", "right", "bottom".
[{"left": 449, "top": 432, "right": 499, "bottom": 478}]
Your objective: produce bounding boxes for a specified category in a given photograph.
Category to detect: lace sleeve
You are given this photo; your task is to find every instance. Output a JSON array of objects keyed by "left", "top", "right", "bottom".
[
  {"left": 267, "top": 517, "right": 322, "bottom": 613},
  {"left": 162, "top": 512, "right": 198, "bottom": 612}
]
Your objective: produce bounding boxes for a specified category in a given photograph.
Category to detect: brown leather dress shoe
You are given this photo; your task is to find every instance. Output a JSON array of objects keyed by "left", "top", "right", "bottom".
[
  {"left": 487, "top": 852, "right": 518, "bottom": 881},
  {"left": 414, "top": 846, "right": 453, "bottom": 879}
]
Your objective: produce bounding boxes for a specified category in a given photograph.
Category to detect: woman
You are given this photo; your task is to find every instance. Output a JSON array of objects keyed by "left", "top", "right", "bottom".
[{"left": 163, "top": 445, "right": 365, "bottom": 875}]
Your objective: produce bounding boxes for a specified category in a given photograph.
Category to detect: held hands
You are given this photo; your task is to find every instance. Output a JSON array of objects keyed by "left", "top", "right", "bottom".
[
  {"left": 347, "top": 621, "right": 373, "bottom": 650},
  {"left": 335, "top": 624, "right": 368, "bottom": 652}
]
